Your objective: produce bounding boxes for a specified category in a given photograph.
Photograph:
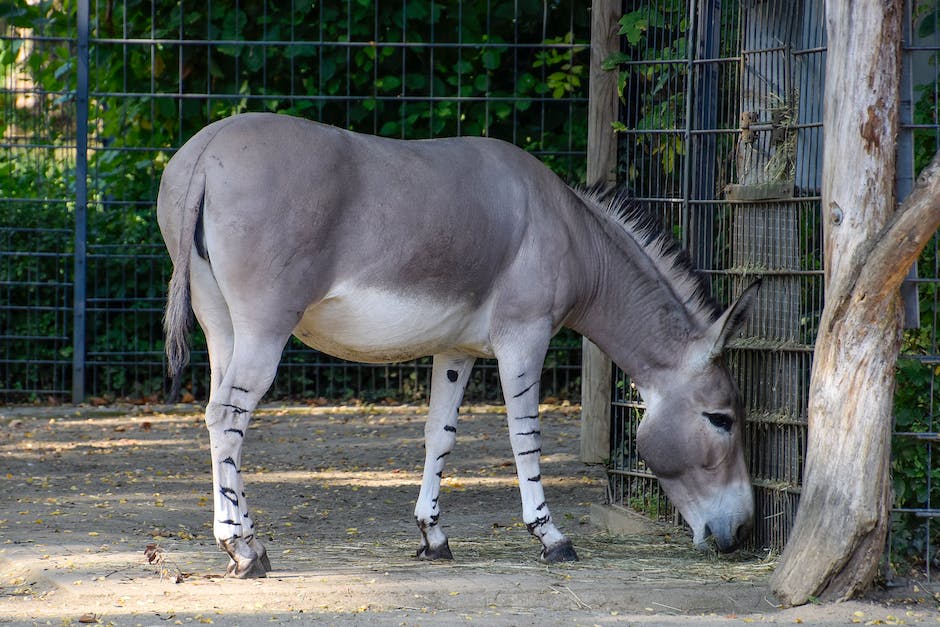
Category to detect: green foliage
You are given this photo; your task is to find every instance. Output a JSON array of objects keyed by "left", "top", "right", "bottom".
[
  {"left": 1, "top": 0, "right": 589, "bottom": 402},
  {"left": 603, "top": 1, "right": 689, "bottom": 186},
  {"left": 891, "top": 236, "right": 940, "bottom": 569}
]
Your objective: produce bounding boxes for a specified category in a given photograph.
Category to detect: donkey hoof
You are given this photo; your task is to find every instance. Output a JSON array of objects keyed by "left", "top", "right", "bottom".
[
  {"left": 221, "top": 537, "right": 269, "bottom": 578},
  {"left": 416, "top": 539, "right": 454, "bottom": 561},
  {"left": 540, "top": 539, "right": 579, "bottom": 564},
  {"left": 225, "top": 556, "right": 269, "bottom": 578},
  {"left": 248, "top": 536, "right": 272, "bottom": 572},
  {"left": 259, "top": 549, "right": 272, "bottom": 573}
]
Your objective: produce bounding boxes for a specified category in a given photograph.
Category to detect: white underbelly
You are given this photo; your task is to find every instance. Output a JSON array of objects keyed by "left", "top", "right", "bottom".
[{"left": 293, "top": 286, "right": 495, "bottom": 363}]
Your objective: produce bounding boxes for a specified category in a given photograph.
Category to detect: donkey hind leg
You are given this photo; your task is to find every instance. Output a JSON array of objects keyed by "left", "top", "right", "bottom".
[
  {"left": 495, "top": 335, "right": 578, "bottom": 563},
  {"left": 190, "top": 253, "right": 233, "bottom": 400},
  {"left": 414, "top": 353, "right": 475, "bottom": 560},
  {"left": 204, "top": 331, "right": 289, "bottom": 578},
  {"left": 189, "top": 254, "right": 271, "bottom": 575}
]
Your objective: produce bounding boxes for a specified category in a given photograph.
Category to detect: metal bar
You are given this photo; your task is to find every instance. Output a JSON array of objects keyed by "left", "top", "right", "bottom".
[
  {"left": 3, "top": 305, "right": 74, "bottom": 313},
  {"left": 891, "top": 509, "right": 940, "bottom": 518},
  {"left": 898, "top": 355, "right": 940, "bottom": 364},
  {"left": 614, "top": 121, "right": 823, "bottom": 134},
  {"left": 0, "top": 252, "right": 75, "bottom": 259},
  {"left": 0, "top": 34, "right": 75, "bottom": 44},
  {"left": 77, "top": 37, "right": 587, "bottom": 50},
  {"left": 85, "top": 91, "right": 588, "bottom": 104},
  {"left": 701, "top": 268, "right": 825, "bottom": 277},
  {"left": 72, "top": 0, "right": 89, "bottom": 404},
  {"left": 680, "top": 0, "right": 698, "bottom": 251},
  {"left": 894, "top": 432, "right": 940, "bottom": 441},
  {"left": 0, "top": 281, "right": 73, "bottom": 288},
  {"left": 607, "top": 467, "right": 658, "bottom": 479},
  {"left": 725, "top": 342, "right": 816, "bottom": 353},
  {"left": 0, "top": 227, "right": 72, "bottom": 233},
  {"left": 610, "top": 401, "right": 647, "bottom": 410}
]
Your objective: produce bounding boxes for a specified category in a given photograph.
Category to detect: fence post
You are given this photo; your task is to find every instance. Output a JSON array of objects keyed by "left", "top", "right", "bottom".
[
  {"left": 580, "top": 0, "right": 620, "bottom": 464},
  {"left": 72, "top": 0, "right": 89, "bottom": 404}
]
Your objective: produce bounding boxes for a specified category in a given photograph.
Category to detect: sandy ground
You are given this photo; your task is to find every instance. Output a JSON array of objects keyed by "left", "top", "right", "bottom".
[{"left": 1, "top": 403, "right": 938, "bottom": 626}]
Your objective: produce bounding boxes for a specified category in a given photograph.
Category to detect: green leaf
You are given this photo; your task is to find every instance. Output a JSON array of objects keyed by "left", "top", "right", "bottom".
[
  {"left": 454, "top": 59, "right": 473, "bottom": 74},
  {"left": 481, "top": 49, "right": 501, "bottom": 70},
  {"left": 516, "top": 72, "right": 537, "bottom": 93},
  {"left": 618, "top": 10, "right": 665, "bottom": 46},
  {"left": 917, "top": 9, "right": 938, "bottom": 39},
  {"left": 405, "top": 73, "right": 426, "bottom": 91},
  {"left": 321, "top": 57, "right": 337, "bottom": 82},
  {"left": 376, "top": 75, "right": 402, "bottom": 92},
  {"left": 53, "top": 60, "right": 72, "bottom": 81},
  {"left": 379, "top": 120, "right": 400, "bottom": 136},
  {"left": 602, "top": 51, "right": 631, "bottom": 71}
]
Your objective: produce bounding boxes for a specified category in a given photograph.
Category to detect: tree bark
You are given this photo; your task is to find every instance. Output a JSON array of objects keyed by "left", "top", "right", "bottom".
[{"left": 770, "top": 0, "right": 940, "bottom": 604}]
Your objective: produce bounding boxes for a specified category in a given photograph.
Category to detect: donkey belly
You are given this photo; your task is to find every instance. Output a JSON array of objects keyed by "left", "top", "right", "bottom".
[{"left": 293, "top": 285, "right": 494, "bottom": 363}]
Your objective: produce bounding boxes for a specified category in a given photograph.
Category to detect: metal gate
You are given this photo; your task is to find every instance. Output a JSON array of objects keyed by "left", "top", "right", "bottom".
[
  {"left": 605, "top": 0, "right": 940, "bottom": 568},
  {"left": 605, "top": 0, "right": 825, "bottom": 553},
  {"left": 1, "top": 0, "right": 589, "bottom": 404}
]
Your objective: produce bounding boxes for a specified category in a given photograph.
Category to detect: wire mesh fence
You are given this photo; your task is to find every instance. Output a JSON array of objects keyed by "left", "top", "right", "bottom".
[
  {"left": 606, "top": 0, "right": 940, "bottom": 575},
  {"left": 1, "top": 0, "right": 590, "bottom": 404},
  {"left": 1, "top": 7, "right": 78, "bottom": 401},
  {"left": 890, "top": 0, "right": 940, "bottom": 580},
  {"left": 607, "top": 0, "right": 825, "bottom": 554}
]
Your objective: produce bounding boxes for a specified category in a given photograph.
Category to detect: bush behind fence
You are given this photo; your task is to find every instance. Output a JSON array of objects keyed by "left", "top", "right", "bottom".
[{"left": 1, "top": 0, "right": 590, "bottom": 403}]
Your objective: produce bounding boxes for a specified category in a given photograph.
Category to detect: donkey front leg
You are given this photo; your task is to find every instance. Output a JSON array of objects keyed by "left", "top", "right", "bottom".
[
  {"left": 205, "top": 335, "right": 287, "bottom": 578},
  {"left": 414, "top": 353, "right": 475, "bottom": 560},
  {"left": 496, "top": 338, "right": 578, "bottom": 563}
]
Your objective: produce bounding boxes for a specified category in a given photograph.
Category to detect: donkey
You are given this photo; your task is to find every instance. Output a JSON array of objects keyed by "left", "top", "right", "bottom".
[{"left": 158, "top": 113, "right": 758, "bottom": 578}]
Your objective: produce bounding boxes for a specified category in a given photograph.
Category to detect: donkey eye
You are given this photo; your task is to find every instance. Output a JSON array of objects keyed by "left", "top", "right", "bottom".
[{"left": 704, "top": 412, "right": 734, "bottom": 433}]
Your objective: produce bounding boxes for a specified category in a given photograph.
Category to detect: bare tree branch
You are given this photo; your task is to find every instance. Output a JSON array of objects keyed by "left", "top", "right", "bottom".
[
  {"left": 827, "top": 150, "right": 940, "bottom": 331},
  {"left": 862, "top": 150, "right": 940, "bottom": 297}
]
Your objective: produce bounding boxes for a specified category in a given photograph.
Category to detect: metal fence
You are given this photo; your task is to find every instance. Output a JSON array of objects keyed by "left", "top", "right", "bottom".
[
  {"left": 606, "top": 0, "right": 826, "bottom": 554},
  {"left": 605, "top": 0, "right": 940, "bottom": 570},
  {"left": 1, "top": 0, "right": 590, "bottom": 404},
  {"left": 891, "top": 0, "right": 940, "bottom": 579}
]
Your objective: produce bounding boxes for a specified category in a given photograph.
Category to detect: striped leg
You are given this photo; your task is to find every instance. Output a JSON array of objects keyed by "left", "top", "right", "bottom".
[
  {"left": 414, "top": 353, "right": 475, "bottom": 560},
  {"left": 204, "top": 332, "right": 288, "bottom": 578},
  {"left": 496, "top": 337, "right": 578, "bottom": 563}
]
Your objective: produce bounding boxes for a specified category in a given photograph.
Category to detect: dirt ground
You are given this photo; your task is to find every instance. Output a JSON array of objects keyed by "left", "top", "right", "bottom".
[{"left": 1, "top": 403, "right": 938, "bottom": 626}]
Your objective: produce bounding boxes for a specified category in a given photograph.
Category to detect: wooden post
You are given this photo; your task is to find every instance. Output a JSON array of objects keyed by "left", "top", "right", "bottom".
[{"left": 580, "top": 0, "right": 620, "bottom": 464}]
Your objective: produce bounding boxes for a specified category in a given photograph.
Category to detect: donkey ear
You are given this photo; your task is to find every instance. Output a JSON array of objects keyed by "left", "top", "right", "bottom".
[{"left": 698, "top": 279, "right": 762, "bottom": 362}]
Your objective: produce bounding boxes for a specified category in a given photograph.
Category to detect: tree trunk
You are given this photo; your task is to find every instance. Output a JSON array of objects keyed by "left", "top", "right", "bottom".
[{"left": 770, "top": 0, "right": 940, "bottom": 604}]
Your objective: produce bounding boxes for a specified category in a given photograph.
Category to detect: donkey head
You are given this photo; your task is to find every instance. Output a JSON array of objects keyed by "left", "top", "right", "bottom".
[{"left": 636, "top": 282, "right": 760, "bottom": 553}]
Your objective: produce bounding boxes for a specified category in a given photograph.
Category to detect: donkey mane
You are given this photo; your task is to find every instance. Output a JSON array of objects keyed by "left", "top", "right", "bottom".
[{"left": 572, "top": 185, "right": 719, "bottom": 325}]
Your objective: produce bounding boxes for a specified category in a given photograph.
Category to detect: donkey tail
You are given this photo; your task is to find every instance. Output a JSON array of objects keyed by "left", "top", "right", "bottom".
[{"left": 162, "top": 170, "right": 206, "bottom": 381}]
